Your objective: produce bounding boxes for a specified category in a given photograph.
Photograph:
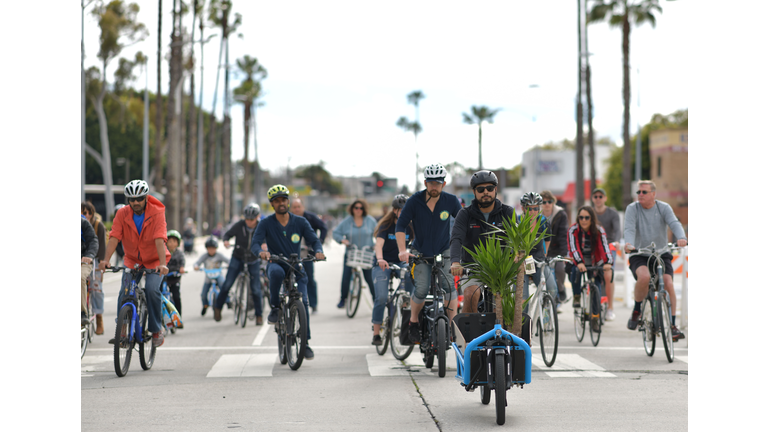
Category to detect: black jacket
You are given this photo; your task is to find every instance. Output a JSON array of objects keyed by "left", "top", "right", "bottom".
[
  {"left": 223, "top": 220, "right": 259, "bottom": 262},
  {"left": 450, "top": 199, "right": 516, "bottom": 264},
  {"left": 545, "top": 206, "right": 569, "bottom": 257},
  {"left": 301, "top": 210, "right": 328, "bottom": 244},
  {"left": 81, "top": 217, "right": 99, "bottom": 259}
]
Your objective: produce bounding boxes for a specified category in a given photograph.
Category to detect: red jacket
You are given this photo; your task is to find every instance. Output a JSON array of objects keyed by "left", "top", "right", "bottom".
[
  {"left": 566, "top": 223, "right": 613, "bottom": 266},
  {"left": 109, "top": 195, "right": 171, "bottom": 269}
]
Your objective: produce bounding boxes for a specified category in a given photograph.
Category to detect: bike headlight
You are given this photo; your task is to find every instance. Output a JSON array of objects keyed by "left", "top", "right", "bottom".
[
  {"left": 495, "top": 329, "right": 502, "bottom": 337},
  {"left": 436, "top": 255, "right": 442, "bottom": 263}
]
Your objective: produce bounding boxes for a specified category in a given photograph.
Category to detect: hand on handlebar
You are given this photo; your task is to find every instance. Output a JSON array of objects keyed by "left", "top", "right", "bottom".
[
  {"left": 450, "top": 262, "right": 463, "bottom": 277},
  {"left": 223, "top": 240, "right": 230, "bottom": 248},
  {"left": 157, "top": 265, "right": 169, "bottom": 276},
  {"left": 677, "top": 239, "right": 687, "bottom": 248},
  {"left": 577, "top": 263, "right": 587, "bottom": 273},
  {"left": 315, "top": 252, "right": 326, "bottom": 260},
  {"left": 81, "top": 256, "right": 93, "bottom": 265},
  {"left": 624, "top": 243, "right": 634, "bottom": 254},
  {"left": 377, "top": 259, "right": 389, "bottom": 271},
  {"left": 97, "top": 260, "right": 110, "bottom": 272},
  {"left": 259, "top": 251, "right": 271, "bottom": 261},
  {"left": 398, "top": 251, "right": 414, "bottom": 262}
]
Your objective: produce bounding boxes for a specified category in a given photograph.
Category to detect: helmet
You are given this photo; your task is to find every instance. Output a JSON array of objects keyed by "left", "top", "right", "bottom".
[
  {"left": 243, "top": 203, "right": 261, "bottom": 219},
  {"left": 267, "top": 184, "right": 290, "bottom": 201},
  {"left": 124, "top": 179, "right": 149, "bottom": 198},
  {"left": 167, "top": 230, "right": 182, "bottom": 242},
  {"left": 520, "top": 192, "right": 543, "bottom": 207},
  {"left": 470, "top": 170, "right": 498, "bottom": 189},
  {"left": 391, "top": 194, "right": 408, "bottom": 210},
  {"left": 423, "top": 163, "right": 447, "bottom": 181},
  {"left": 114, "top": 204, "right": 126, "bottom": 212},
  {"left": 205, "top": 237, "right": 218, "bottom": 248}
]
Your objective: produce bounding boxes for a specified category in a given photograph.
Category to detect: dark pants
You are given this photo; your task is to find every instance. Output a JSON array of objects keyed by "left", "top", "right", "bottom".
[
  {"left": 305, "top": 261, "right": 318, "bottom": 309},
  {"left": 166, "top": 276, "right": 182, "bottom": 316},
  {"left": 268, "top": 262, "right": 311, "bottom": 340},
  {"left": 570, "top": 267, "right": 605, "bottom": 313},
  {"left": 216, "top": 257, "right": 263, "bottom": 317},
  {"left": 340, "top": 251, "right": 375, "bottom": 301}
]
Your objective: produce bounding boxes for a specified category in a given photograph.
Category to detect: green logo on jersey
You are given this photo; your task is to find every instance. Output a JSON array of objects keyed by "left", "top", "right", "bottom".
[
  {"left": 440, "top": 211, "right": 449, "bottom": 221},
  {"left": 291, "top": 233, "right": 301, "bottom": 243}
]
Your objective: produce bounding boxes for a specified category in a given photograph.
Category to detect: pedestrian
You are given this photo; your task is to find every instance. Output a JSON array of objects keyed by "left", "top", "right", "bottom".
[
  {"left": 590, "top": 187, "right": 621, "bottom": 321},
  {"left": 82, "top": 201, "right": 107, "bottom": 335},
  {"left": 290, "top": 198, "right": 328, "bottom": 314}
]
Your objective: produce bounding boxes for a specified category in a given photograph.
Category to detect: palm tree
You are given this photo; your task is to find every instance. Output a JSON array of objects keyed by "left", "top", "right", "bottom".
[
  {"left": 233, "top": 55, "right": 267, "bottom": 205},
  {"left": 396, "top": 116, "right": 422, "bottom": 192},
  {"left": 588, "top": 0, "right": 663, "bottom": 208},
  {"left": 462, "top": 106, "right": 501, "bottom": 170}
]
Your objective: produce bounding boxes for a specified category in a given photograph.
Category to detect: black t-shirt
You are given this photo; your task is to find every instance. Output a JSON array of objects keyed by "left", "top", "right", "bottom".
[{"left": 378, "top": 222, "right": 414, "bottom": 263}]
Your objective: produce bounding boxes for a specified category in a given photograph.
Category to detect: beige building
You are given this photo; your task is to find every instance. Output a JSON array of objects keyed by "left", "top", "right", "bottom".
[{"left": 649, "top": 128, "right": 688, "bottom": 231}]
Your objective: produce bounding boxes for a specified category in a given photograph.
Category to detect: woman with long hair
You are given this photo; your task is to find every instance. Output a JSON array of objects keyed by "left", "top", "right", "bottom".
[
  {"left": 82, "top": 201, "right": 106, "bottom": 335},
  {"left": 332, "top": 199, "right": 378, "bottom": 309}
]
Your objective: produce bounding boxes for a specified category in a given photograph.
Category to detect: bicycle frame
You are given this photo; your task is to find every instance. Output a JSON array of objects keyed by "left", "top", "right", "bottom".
[
  {"left": 453, "top": 324, "right": 532, "bottom": 386},
  {"left": 412, "top": 254, "right": 453, "bottom": 349},
  {"left": 117, "top": 266, "right": 154, "bottom": 345}
]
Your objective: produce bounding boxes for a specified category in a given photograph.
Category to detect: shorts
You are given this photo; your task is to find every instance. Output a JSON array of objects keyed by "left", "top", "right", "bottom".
[
  {"left": 411, "top": 249, "right": 456, "bottom": 304},
  {"left": 629, "top": 253, "right": 674, "bottom": 281}
]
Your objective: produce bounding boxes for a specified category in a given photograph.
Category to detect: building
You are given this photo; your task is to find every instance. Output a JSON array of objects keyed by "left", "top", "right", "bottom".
[{"left": 649, "top": 128, "right": 688, "bottom": 231}]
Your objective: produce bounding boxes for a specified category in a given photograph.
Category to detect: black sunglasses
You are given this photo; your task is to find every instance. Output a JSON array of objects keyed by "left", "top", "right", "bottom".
[
  {"left": 128, "top": 196, "right": 146, "bottom": 203},
  {"left": 636, "top": 190, "right": 651, "bottom": 195},
  {"left": 526, "top": 206, "right": 540, "bottom": 212},
  {"left": 353, "top": 206, "right": 363, "bottom": 210},
  {"left": 475, "top": 185, "right": 496, "bottom": 193},
  {"left": 542, "top": 200, "right": 554, "bottom": 204},
  {"left": 592, "top": 195, "right": 604, "bottom": 199},
  {"left": 579, "top": 215, "right": 591, "bottom": 220}
]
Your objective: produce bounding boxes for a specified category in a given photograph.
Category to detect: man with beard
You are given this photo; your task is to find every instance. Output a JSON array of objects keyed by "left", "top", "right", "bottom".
[
  {"left": 254, "top": 185, "right": 326, "bottom": 360},
  {"left": 396, "top": 163, "right": 463, "bottom": 343},
  {"left": 449, "top": 171, "right": 516, "bottom": 313}
]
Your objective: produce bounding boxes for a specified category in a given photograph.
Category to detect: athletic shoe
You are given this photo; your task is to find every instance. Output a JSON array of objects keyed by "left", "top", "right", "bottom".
[
  {"left": 572, "top": 294, "right": 581, "bottom": 308},
  {"left": 152, "top": 332, "right": 164, "bottom": 347},
  {"left": 558, "top": 291, "right": 567, "bottom": 303},
  {"left": 408, "top": 321, "right": 420, "bottom": 344},
  {"left": 337, "top": 299, "right": 345, "bottom": 309},
  {"left": 311, "top": 306, "right": 318, "bottom": 315},
  {"left": 606, "top": 309, "right": 616, "bottom": 321},
  {"left": 213, "top": 308, "right": 222, "bottom": 322},
  {"left": 256, "top": 316, "right": 263, "bottom": 326},
  {"left": 671, "top": 325, "right": 685, "bottom": 341},
  {"left": 627, "top": 310, "right": 641, "bottom": 330},
  {"left": 201, "top": 305, "right": 208, "bottom": 316},
  {"left": 556, "top": 303, "right": 563, "bottom": 314},
  {"left": 304, "top": 345, "right": 315, "bottom": 360},
  {"left": 267, "top": 308, "right": 279, "bottom": 325},
  {"left": 372, "top": 334, "right": 383, "bottom": 345}
]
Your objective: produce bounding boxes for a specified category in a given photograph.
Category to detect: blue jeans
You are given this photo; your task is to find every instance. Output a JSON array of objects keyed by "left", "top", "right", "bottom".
[
  {"left": 305, "top": 261, "right": 317, "bottom": 308},
  {"left": 88, "top": 258, "right": 105, "bottom": 315},
  {"left": 216, "top": 256, "right": 263, "bottom": 316},
  {"left": 117, "top": 270, "right": 163, "bottom": 333},
  {"left": 569, "top": 267, "right": 605, "bottom": 297},
  {"left": 201, "top": 276, "right": 225, "bottom": 306},
  {"left": 268, "top": 262, "right": 311, "bottom": 340},
  {"left": 371, "top": 262, "right": 414, "bottom": 325},
  {"left": 340, "top": 250, "right": 375, "bottom": 301}
]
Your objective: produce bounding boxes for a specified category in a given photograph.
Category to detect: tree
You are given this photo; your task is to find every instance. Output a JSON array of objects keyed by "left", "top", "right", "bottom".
[
  {"left": 395, "top": 90, "right": 425, "bottom": 192},
  {"left": 588, "top": 0, "right": 665, "bottom": 208},
  {"left": 233, "top": 55, "right": 267, "bottom": 206},
  {"left": 294, "top": 162, "right": 342, "bottom": 196},
  {"left": 462, "top": 105, "right": 501, "bottom": 170},
  {"left": 89, "top": 0, "right": 148, "bottom": 220}
]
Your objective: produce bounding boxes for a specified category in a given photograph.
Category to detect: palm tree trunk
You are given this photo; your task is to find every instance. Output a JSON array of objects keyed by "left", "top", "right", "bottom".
[
  {"left": 207, "top": 114, "right": 217, "bottom": 233},
  {"left": 575, "top": 0, "right": 585, "bottom": 209},
  {"left": 242, "top": 101, "right": 251, "bottom": 205},
  {"left": 512, "top": 251, "right": 526, "bottom": 336},
  {"left": 153, "top": 0, "right": 163, "bottom": 193},
  {"left": 253, "top": 103, "right": 262, "bottom": 205},
  {"left": 95, "top": 66, "right": 115, "bottom": 219},
  {"left": 223, "top": 36, "right": 232, "bottom": 220},
  {"left": 478, "top": 124, "right": 483, "bottom": 170},
  {"left": 621, "top": 12, "right": 632, "bottom": 208},
  {"left": 584, "top": 6, "right": 596, "bottom": 192}
]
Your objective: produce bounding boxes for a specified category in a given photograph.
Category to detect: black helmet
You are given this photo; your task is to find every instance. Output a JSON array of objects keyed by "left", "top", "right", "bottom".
[
  {"left": 205, "top": 237, "right": 218, "bottom": 248},
  {"left": 470, "top": 170, "right": 498, "bottom": 189},
  {"left": 391, "top": 194, "right": 408, "bottom": 209},
  {"left": 520, "top": 192, "right": 543, "bottom": 207}
]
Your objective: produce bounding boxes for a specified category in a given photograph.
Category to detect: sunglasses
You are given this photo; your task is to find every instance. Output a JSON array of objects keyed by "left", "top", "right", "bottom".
[
  {"left": 579, "top": 215, "right": 591, "bottom": 220},
  {"left": 542, "top": 200, "right": 554, "bottom": 204},
  {"left": 475, "top": 185, "right": 496, "bottom": 193},
  {"left": 353, "top": 206, "right": 363, "bottom": 210},
  {"left": 526, "top": 206, "right": 540, "bottom": 212},
  {"left": 128, "top": 196, "right": 146, "bottom": 203},
  {"left": 636, "top": 190, "right": 652, "bottom": 195},
  {"left": 592, "top": 195, "right": 604, "bottom": 199}
]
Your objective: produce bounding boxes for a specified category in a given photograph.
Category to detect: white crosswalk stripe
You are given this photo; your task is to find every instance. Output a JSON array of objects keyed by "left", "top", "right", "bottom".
[
  {"left": 206, "top": 354, "right": 277, "bottom": 377},
  {"left": 531, "top": 353, "right": 617, "bottom": 378}
]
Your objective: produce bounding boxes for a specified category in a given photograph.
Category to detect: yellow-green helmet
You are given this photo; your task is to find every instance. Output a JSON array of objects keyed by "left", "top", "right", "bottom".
[{"left": 267, "top": 184, "right": 290, "bottom": 201}]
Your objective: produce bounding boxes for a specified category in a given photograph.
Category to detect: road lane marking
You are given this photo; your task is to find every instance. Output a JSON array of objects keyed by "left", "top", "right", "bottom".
[
  {"left": 677, "top": 356, "right": 688, "bottom": 363},
  {"left": 252, "top": 324, "right": 272, "bottom": 346},
  {"left": 531, "top": 354, "right": 616, "bottom": 378},
  {"left": 206, "top": 354, "right": 276, "bottom": 377},
  {"left": 366, "top": 353, "right": 410, "bottom": 376}
]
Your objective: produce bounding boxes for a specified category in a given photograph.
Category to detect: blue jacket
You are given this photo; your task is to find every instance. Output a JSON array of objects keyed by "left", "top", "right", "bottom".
[
  {"left": 332, "top": 215, "right": 377, "bottom": 249},
  {"left": 396, "top": 190, "right": 462, "bottom": 257},
  {"left": 251, "top": 214, "right": 324, "bottom": 257}
]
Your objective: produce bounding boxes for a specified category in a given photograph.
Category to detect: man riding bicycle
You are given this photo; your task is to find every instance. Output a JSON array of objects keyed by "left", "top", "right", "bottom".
[
  {"left": 254, "top": 185, "right": 326, "bottom": 360},
  {"left": 624, "top": 180, "right": 688, "bottom": 341},
  {"left": 215, "top": 203, "right": 265, "bottom": 324},
  {"left": 449, "top": 170, "right": 516, "bottom": 313},
  {"left": 99, "top": 180, "right": 171, "bottom": 347},
  {"left": 396, "top": 163, "right": 463, "bottom": 343}
]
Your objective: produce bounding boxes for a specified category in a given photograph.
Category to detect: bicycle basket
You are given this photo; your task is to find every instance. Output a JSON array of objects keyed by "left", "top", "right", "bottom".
[{"left": 345, "top": 247, "right": 375, "bottom": 270}]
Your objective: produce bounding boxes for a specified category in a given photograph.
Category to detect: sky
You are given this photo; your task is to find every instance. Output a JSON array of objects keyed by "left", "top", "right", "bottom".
[{"left": 82, "top": 0, "right": 689, "bottom": 191}]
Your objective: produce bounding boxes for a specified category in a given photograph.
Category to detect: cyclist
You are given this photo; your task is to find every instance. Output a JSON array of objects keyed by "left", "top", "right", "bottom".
[
  {"left": 567, "top": 205, "right": 613, "bottom": 327},
  {"left": 81, "top": 215, "right": 99, "bottom": 327},
  {"left": 624, "top": 180, "right": 688, "bottom": 340},
  {"left": 590, "top": 187, "right": 621, "bottom": 321},
  {"left": 290, "top": 198, "right": 328, "bottom": 314},
  {"left": 193, "top": 237, "right": 229, "bottom": 318},
  {"left": 449, "top": 170, "right": 516, "bottom": 313},
  {"left": 371, "top": 194, "right": 415, "bottom": 345},
  {"left": 166, "top": 230, "right": 186, "bottom": 318},
  {"left": 254, "top": 185, "right": 326, "bottom": 360},
  {"left": 182, "top": 218, "right": 196, "bottom": 254},
  {"left": 396, "top": 163, "right": 462, "bottom": 343},
  {"left": 540, "top": 191, "right": 569, "bottom": 307},
  {"left": 99, "top": 179, "right": 171, "bottom": 348},
  {"left": 82, "top": 201, "right": 106, "bottom": 335},
  {"left": 214, "top": 203, "right": 265, "bottom": 324},
  {"left": 518, "top": 192, "right": 549, "bottom": 310},
  {"left": 332, "top": 199, "right": 377, "bottom": 309}
]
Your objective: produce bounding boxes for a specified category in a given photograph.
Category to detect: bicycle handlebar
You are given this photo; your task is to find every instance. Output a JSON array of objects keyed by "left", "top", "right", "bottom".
[
  {"left": 627, "top": 242, "right": 687, "bottom": 257},
  {"left": 533, "top": 256, "right": 572, "bottom": 268}
]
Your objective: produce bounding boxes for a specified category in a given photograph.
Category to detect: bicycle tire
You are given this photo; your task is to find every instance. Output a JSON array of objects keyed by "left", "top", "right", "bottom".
[
  {"left": 589, "top": 285, "right": 601, "bottom": 346},
  {"left": 376, "top": 315, "right": 390, "bottom": 355},
  {"left": 114, "top": 304, "right": 134, "bottom": 377},
  {"left": 437, "top": 318, "right": 447, "bottom": 377},
  {"left": 659, "top": 293, "right": 674, "bottom": 363},
  {"left": 286, "top": 299, "right": 308, "bottom": 370},
  {"left": 81, "top": 325, "right": 89, "bottom": 359},
  {"left": 494, "top": 352, "right": 506, "bottom": 425},
  {"left": 276, "top": 306, "right": 288, "bottom": 365},
  {"left": 261, "top": 274, "right": 270, "bottom": 315},
  {"left": 238, "top": 276, "right": 249, "bottom": 327},
  {"left": 208, "top": 283, "right": 218, "bottom": 318},
  {"left": 139, "top": 302, "right": 156, "bottom": 370},
  {"left": 423, "top": 316, "right": 434, "bottom": 369},
  {"left": 346, "top": 271, "right": 362, "bottom": 318},
  {"left": 641, "top": 297, "right": 655, "bottom": 356},
  {"left": 574, "top": 296, "right": 586, "bottom": 342},
  {"left": 480, "top": 384, "right": 491, "bottom": 405},
  {"left": 389, "top": 294, "right": 414, "bottom": 360},
  {"left": 538, "top": 293, "right": 559, "bottom": 367}
]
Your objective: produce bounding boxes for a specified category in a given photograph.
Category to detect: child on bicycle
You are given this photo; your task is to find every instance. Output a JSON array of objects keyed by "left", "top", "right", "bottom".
[
  {"left": 166, "top": 230, "right": 186, "bottom": 317},
  {"left": 194, "top": 237, "right": 229, "bottom": 316}
]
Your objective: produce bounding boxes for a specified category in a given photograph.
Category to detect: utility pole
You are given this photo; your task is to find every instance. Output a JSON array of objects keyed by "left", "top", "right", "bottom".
[{"left": 575, "top": 0, "right": 585, "bottom": 209}]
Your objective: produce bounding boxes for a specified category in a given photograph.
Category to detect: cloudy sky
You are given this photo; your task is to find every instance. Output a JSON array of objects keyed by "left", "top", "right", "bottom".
[{"left": 83, "top": 0, "right": 689, "bottom": 191}]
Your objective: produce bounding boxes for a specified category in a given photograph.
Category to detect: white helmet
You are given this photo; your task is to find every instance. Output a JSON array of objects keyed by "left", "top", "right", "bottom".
[
  {"left": 243, "top": 203, "right": 260, "bottom": 219},
  {"left": 424, "top": 163, "right": 447, "bottom": 181},
  {"left": 124, "top": 180, "right": 149, "bottom": 198}
]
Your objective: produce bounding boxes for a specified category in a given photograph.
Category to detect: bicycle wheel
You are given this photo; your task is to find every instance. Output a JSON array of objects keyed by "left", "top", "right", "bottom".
[
  {"left": 437, "top": 318, "right": 448, "bottom": 377},
  {"left": 423, "top": 319, "right": 434, "bottom": 369},
  {"left": 346, "top": 271, "right": 362, "bottom": 318},
  {"left": 641, "top": 297, "right": 655, "bottom": 356},
  {"left": 589, "top": 285, "right": 601, "bottom": 346},
  {"left": 659, "top": 293, "right": 674, "bottom": 363},
  {"left": 480, "top": 384, "right": 491, "bottom": 405},
  {"left": 389, "top": 294, "right": 414, "bottom": 360},
  {"left": 286, "top": 299, "right": 308, "bottom": 370},
  {"left": 139, "top": 302, "right": 156, "bottom": 370},
  {"left": 573, "top": 295, "right": 585, "bottom": 342},
  {"left": 494, "top": 352, "right": 506, "bottom": 425},
  {"left": 238, "top": 277, "right": 249, "bottom": 327},
  {"left": 538, "top": 293, "right": 559, "bottom": 367},
  {"left": 376, "top": 315, "right": 390, "bottom": 356},
  {"left": 113, "top": 304, "right": 134, "bottom": 377},
  {"left": 81, "top": 324, "right": 89, "bottom": 358},
  {"left": 261, "top": 275, "right": 270, "bottom": 314},
  {"left": 276, "top": 306, "right": 288, "bottom": 365}
]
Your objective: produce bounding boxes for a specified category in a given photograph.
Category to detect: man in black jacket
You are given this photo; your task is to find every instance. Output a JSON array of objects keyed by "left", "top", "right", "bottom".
[
  {"left": 541, "top": 190, "right": 569, "bottom": 304},
  {"left": 291, "top": 198, "right": 328, "bottom": 313},
  {"left": 81, "top": 216, "right": 99, "bottom": 326},
  {"left": 449, "top": 171, "right": 516, "bottom": 313}
]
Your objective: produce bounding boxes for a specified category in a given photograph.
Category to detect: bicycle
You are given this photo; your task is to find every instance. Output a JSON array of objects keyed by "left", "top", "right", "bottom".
[
  {"left": 373, "top": 262, "right": 411, "bottom": 357},
  {"left": 269, "top": 253, "right": 325, "bottom": 371},
  {"left": 344, "top": 245, "right": 374, "bottom": 318},
  {"left": 529, "top": 257, "right": 570, "bottom": 367},
  {"left": 106, "top": 265, "right": 159, "bottom": 377},
  {"left": 573, "top": 265, "right": 607, "bottom": 347},
  {"left": 160, "top": 271, "right": 183, "bottom": 334},
  {"left": 198, "top": 265, "right": 227, "bottom": 318},
  {"left": 81, "top": 264, "right": 96, "bottom": 358},
  {"left": 232, "top": 259, "right": 260, "bottom": 328},
  {"left": 629, "top": 242, "right": 684, "bottom": 363},
  {"left": 259, "top": 265, "right": 271, "bottom": 317}
]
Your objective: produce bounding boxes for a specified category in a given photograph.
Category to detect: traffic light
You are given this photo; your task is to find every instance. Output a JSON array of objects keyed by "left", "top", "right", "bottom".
[{"left": 376, "top": 180, "right": 384, "bottom": 193}]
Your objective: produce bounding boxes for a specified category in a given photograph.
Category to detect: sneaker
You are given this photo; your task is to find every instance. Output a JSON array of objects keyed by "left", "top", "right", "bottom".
[
  {"left": 558, "top": 291, "right": 567, "bottom": 303},
  {"left": 572, "top": 294, "right": 581, "bottom": 308},
  {"left": 108, "top": 338, "right": 116, "bottom": 345},
  {"left": 671, "top": 325, "right": 685, "bottom": 341},
  {"left": 267, "top": 308, "right": 279, "bottom": 325},
  {"left": 152, "top": 332, "right": 164, "bottom": 347},
  {"left": 337, "top": 299, "right": 345, "bottom": 309},
  {"left": 627, "top": 310, "right": 641, "bottom": 330},
  {"left": 304, "top": 345, "right": 315, "bottom": 360},
  {"left": 606, "top": 309, "right": 616, "bottom": 321},
  {"left": 256, "top": 316, "right": 263, "bottom": 326},
  {"left": 408, "top": 321, "right": 420, "bottom": 344},
  {"left": 311, "top": 306, "right": 318, "bottom": 315},
  {"left": 372, "top": 334, "right": 383, "bottom": 345},
  {"left": 556, "top": 303, "right": 563, "bottom": 314},
  {"left": 213, "top": 308, "right": 222, "bottom": 322},
  {"left": 201, "top": 305, "right": 208, "bottom": 316}
]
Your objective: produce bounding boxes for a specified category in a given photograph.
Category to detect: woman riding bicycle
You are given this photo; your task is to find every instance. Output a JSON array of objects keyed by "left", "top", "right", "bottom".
[
  {"left": 332, "top": 199, "right": 377, "bottom": 309},
  {"left": 371, "top": 194, "right": 415, "bottom": 346},
  {"left": 566, "top": 206, "right": 613, "bottom": 326}
]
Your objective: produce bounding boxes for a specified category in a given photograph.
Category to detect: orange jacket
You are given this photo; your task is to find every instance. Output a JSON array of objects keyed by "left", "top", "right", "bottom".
[{"left": 110, "top": 195, "right": 171, "bottom": 269}]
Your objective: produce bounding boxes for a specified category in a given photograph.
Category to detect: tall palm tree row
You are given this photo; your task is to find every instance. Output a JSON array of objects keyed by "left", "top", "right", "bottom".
[
  {"left": 462, "top": 106, "right": 501, "bottom": 171},
  {"left": 233, "top": 55, "right": 267, "bottom": 206},
  {"left": 396, "top": 90, "right": 424, "bottom": 192}
]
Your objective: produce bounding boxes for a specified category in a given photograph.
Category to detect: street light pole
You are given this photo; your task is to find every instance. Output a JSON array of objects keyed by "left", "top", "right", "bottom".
[
  {"left": 143, "top": 59, "right": 149, "bottom": 180},
  {"left": 81, "top": 0, "right": 87, "bottom": 202}
]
